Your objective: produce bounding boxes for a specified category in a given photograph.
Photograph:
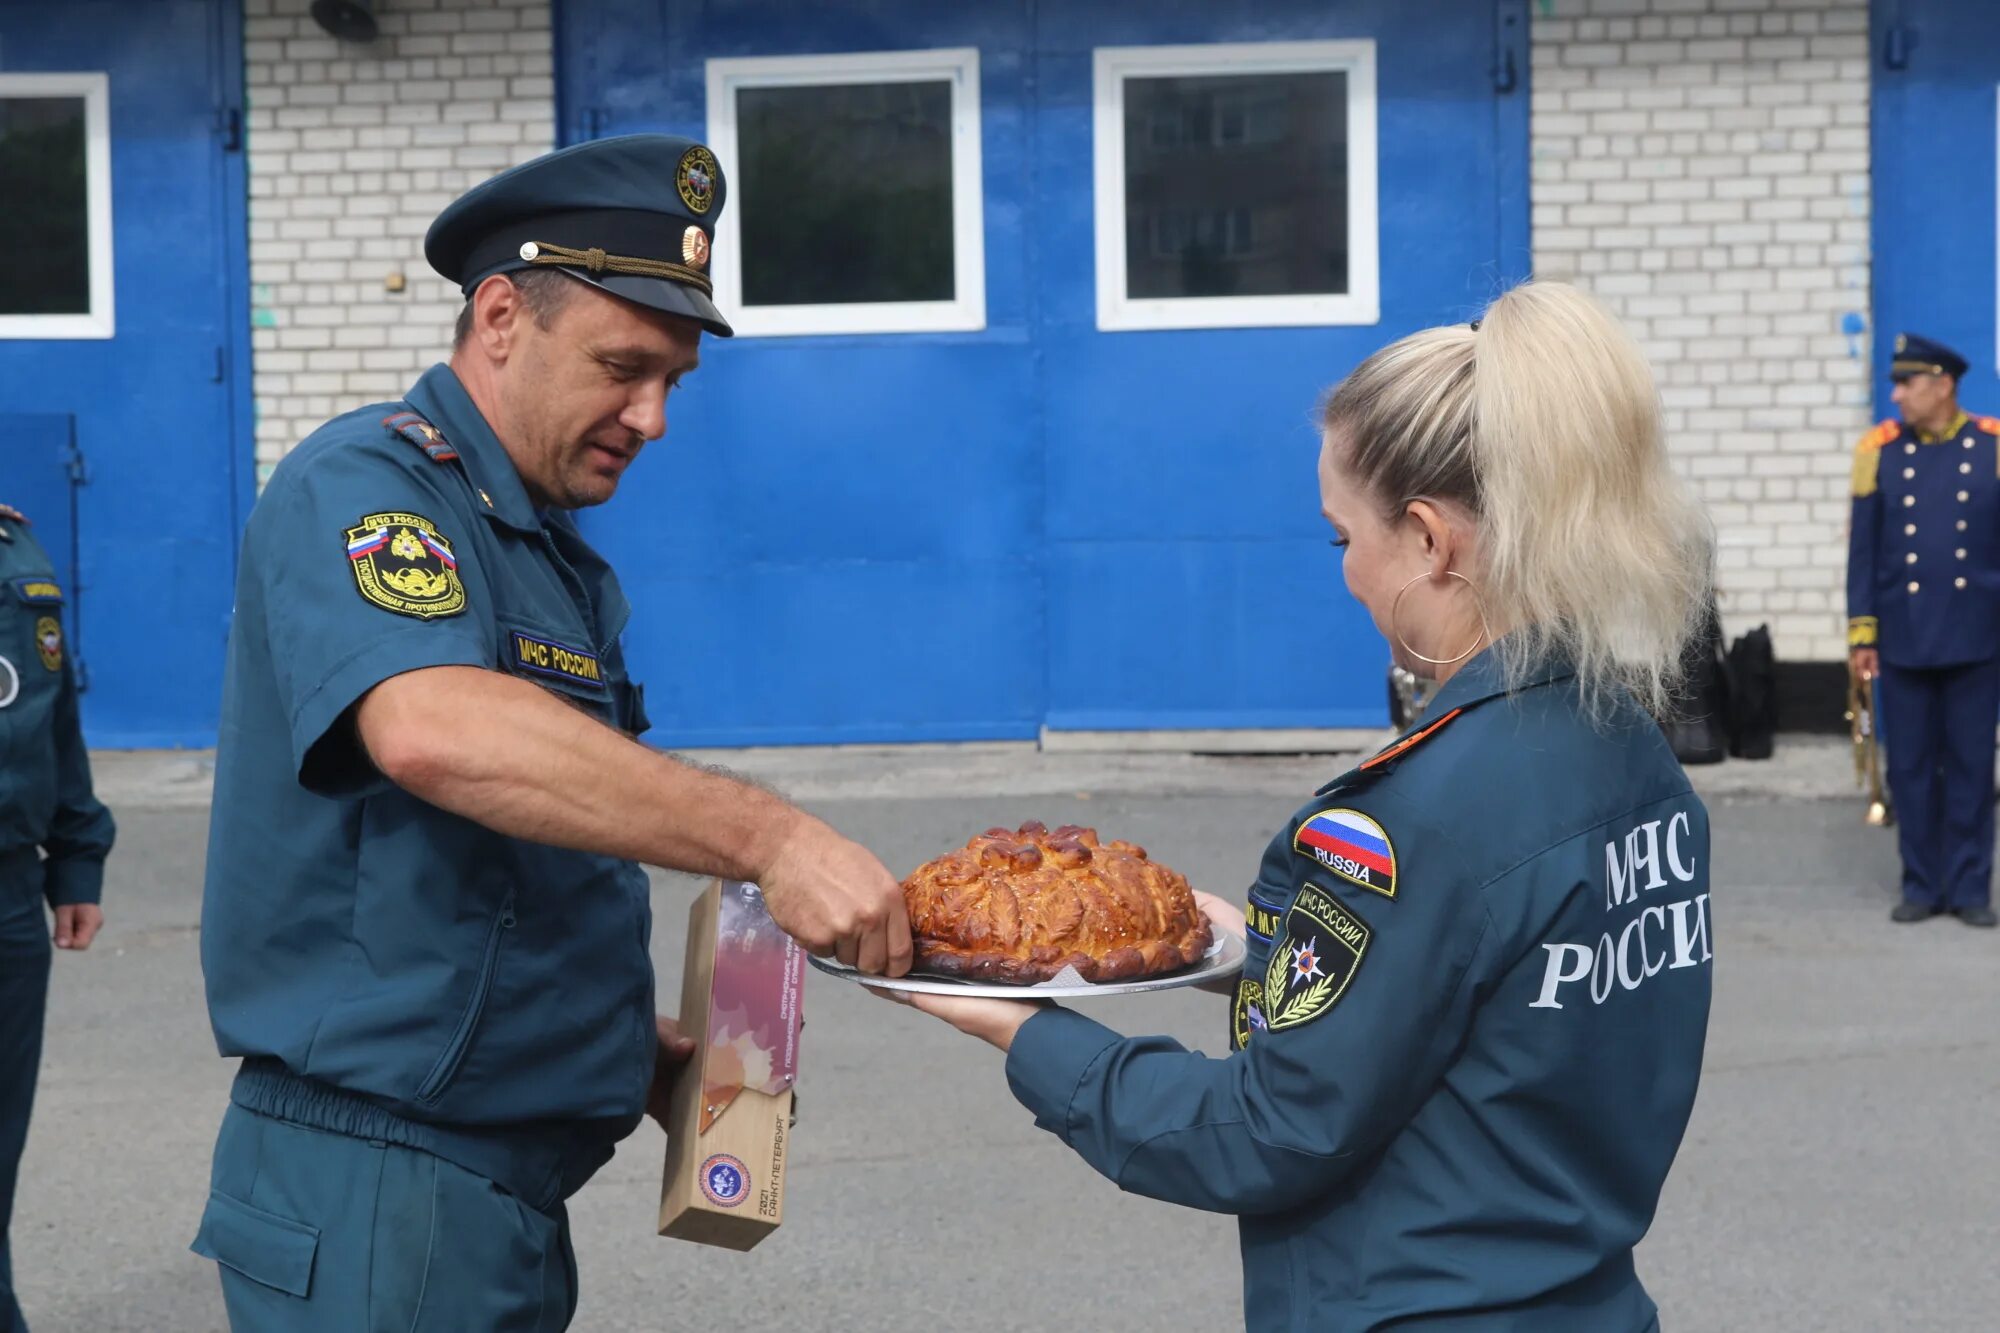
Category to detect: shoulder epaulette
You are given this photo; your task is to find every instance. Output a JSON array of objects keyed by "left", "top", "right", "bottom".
[
  {"left": 1359, "top": 707, "right": 1463, "bottom": 773},
  {"left": 382, "top": 409, "right": 458, "bottom": 462},
  {"left": 1976, "top": 416, "right": 2000, "bottom": 435},
  {"left": 1860, "top": 420, "right": 1900, "bottom": 450}
]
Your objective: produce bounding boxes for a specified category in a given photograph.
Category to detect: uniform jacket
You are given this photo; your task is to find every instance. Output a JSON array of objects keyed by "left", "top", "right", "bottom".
[
  {"left": 1848, "top": 412, "right": 2000, "bottom": 667},
  {"left": 1005, "top": 650, "right": 1713, "bottom": 1332},
  {"left": 0, "top": 516, "right": 114, "bottom": 903},
  {"left": 201, "top": 365, "right": 656, "bottom": 1176}
]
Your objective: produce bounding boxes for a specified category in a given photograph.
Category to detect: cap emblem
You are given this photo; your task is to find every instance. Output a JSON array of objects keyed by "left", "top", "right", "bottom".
[
  {"left": 676, "top": 145, "right": 719, "bottom": 215},
  {"left": 682, "top": 225, "right": 710, "bottom": 269}
]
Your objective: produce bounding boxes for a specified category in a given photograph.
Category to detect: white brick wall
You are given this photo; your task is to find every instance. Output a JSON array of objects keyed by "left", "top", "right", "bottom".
[
  {"left": 244, "top": 0, "right": 555, "bottom": 481},
  {"left": 1532, "top": 0, "right": 1872, "bottom": 664}
]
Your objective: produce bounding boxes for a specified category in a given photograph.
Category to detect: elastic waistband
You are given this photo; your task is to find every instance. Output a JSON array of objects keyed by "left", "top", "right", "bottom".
[{"left": 231, "top": 1058, "right": 616, "bottom": 1212}]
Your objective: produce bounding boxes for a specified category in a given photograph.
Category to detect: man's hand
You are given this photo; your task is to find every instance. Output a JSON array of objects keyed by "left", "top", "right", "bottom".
[
  {"left": 54, "top": 904, "right": 102, "bottom": 951},
  {"left": 1851, "top": 647, "right": 1879, "bottom": 683},
  {"left": 645, "top": 1015, "right": 699, "bottom": 1132},
  {"left": 757, "top": 816, "right": 912, "bottom": 977}
]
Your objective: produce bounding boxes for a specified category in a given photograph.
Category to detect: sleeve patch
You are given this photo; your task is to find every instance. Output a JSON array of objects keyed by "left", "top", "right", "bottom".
[
  {"left": 1231, "top": 978, "right": 1267, "bottom": 1050},
  {"left": 508, "top": 629, "right": 607, "bottom": 693},
  {"left": 9, "top": 577, "right": 62, "bottom": 604},
  {"left": 345, "top": 512, "right": 466, "bottom": 620},
  {"left": 1263, "top": 883, "right": 1370, "bottom": 1033},
  {"left": 1293, "top": 807, "right": 1398, "bottom": 899}
]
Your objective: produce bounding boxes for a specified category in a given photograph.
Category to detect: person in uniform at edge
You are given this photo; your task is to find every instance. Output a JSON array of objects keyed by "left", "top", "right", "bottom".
[
  {"left": 885, "top": 284, "right": 1717, "bottom": 1332},
  {"left": 191, "top": 135, "right": 911, "bottom": 1330},
  {"left": 0, "top": 501, "right": 113, "bottom": 1333},
  {"left": 1847, "top": 333, "right": 2000, "bottom": 928}
]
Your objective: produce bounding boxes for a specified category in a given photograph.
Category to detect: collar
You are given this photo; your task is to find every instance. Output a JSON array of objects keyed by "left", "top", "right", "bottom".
[
  {"left": 1421, "top": 644, "right": 1575, "bottom": 717},
  {"left": 1915, "top": 411, "right": 1970, "bottom": 445},
  {"left": 403, "top": 364, "right": 544, "bottom": 533},
  {"left": 1314, "top": 646, "right": 1575, "bottom": 796}
]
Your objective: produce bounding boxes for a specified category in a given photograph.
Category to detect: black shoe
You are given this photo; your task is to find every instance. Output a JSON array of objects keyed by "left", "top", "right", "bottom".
[
  {"left": 1890, "top": 901, "right": 1938, "bottom": 923},
  {"left": 1954, "top": 906, "right": 1998, "bottom": 928}
]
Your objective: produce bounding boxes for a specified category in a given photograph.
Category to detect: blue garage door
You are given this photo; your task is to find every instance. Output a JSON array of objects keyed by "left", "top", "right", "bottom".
[
  {"left": 0, "top": 0, "right": 249, "bottom": 746},
  {"left": 557, "top": 0, "right": 1527, "bottom": 745},
  {"left": 1871, "top": 0, "right": 1998, "bottom": 414}
]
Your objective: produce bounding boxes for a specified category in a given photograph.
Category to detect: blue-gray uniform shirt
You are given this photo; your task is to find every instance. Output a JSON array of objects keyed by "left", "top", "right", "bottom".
[
  {"left": 201, "top": 364, "right": 656, "bottom": 1205},
  {"left": 1005, "top": 651, "right": 1712, "bottom": 1332},
  {"left": 0, "top": 517, "right": 114, "bottom": 901}
]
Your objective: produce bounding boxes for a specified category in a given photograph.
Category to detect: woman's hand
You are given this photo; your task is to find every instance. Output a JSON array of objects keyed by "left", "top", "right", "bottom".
[
  {"left": 871, "top": 986, "right": 1049, "bottom": 1052},
  {"left": 1194, "top": 890, "right": 1247, "bottom": 942}
]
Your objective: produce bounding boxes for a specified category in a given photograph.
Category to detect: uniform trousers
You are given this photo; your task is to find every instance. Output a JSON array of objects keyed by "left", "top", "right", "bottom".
[
  {"left": 0, "top": 851, "right": 50, "bottom": 1333},
  {"left": 193, "top": 1104, "right": 578, "bottom": 1331},
  {"left": 0, "top": 844, "right": 50, "bottom": 1320},
  {"left": 1878, "top": 658, "right": 2000, "bottom": 910}
]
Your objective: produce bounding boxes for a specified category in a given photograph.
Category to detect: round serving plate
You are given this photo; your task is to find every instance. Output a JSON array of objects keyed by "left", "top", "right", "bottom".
[{"left": 807, "top": 929, "right": 1245, "bottom": 999}]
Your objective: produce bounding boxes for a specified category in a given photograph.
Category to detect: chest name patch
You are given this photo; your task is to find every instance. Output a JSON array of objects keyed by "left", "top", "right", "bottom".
[
  {"left": 510, "top": 630, "right": 606, "bottom": 691},
  {"left": 1245, "top": 899, "right": 1282, "bottom": 943},
  {"left": 1263, "top": 883, "right": 1370, "bottom": 1033},
  {"left": 346, "top": 512, "right": 466, "bottom": 620},
  {"left": 10, "top": 578, "right": 62, "bottom": 604},
  {"left": 1294, "top": 808, "right": 1398, "bottom": 899}
]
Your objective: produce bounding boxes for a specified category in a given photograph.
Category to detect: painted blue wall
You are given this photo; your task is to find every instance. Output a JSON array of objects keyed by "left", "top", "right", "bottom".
[
  {"left": 557, "top": 0, "right": 1531, "bottom": 745},
  {"left": 0, "top": 0, "right": 250, "bottom": 747},
  {"left": 1871, "top": 0, "right": 1998, "bottom": 417}
]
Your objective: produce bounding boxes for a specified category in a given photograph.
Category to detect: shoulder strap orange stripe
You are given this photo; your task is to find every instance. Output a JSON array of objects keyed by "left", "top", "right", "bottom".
[{"left": 1359, "top": 707, "right": 1463, "bottom": 772}]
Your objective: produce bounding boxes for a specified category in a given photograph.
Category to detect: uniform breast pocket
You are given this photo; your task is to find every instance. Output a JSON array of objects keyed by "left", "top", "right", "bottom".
[{"left": 496, "top": 617, "right": 617, "bottom": 720}]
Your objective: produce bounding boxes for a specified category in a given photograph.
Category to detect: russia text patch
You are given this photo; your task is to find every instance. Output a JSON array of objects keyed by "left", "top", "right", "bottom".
[
  {"left": 510, "top": 630, "right": 606, "bottom": 692},
  {"left": 1294, "top": 808, "right": 1398, "bottom": 899}
]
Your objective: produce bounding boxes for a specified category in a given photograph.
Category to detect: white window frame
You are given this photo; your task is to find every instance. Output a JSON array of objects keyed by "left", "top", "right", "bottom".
[
  {"left": 705, "top": 49, "right": 985, "bottom": 338},
  {"left": 0, "top": 72, "right": 114, "bottom": 340},
  {"left": 1093, "top": 41, "right": 1379, "bottom": 333}
]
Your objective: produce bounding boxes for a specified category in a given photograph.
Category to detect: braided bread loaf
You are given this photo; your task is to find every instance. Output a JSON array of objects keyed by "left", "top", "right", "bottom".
[{"left": 901, "top": 821, "right": 1212, "bottom": 984}]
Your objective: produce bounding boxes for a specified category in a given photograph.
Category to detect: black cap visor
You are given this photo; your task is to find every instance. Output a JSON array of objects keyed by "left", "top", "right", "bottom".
[{"left": 569, "top": 269, "right": 734, "bottom": 338}]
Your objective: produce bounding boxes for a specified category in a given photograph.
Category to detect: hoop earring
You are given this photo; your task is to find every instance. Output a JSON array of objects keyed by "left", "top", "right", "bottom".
[{"left": 1390, "top": 571, "right": 1491, "bottom": 667}]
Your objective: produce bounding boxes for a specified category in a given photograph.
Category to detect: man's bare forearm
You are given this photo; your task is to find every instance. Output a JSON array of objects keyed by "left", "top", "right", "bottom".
[{"left": 354, "top": 665, "right": 806, "bottom": 881}]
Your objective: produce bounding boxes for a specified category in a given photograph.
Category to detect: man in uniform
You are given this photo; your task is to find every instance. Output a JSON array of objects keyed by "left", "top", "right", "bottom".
[
  {"left": 0, "top": 501, "right": 114, "bottom": 1333},
  {"left": 1847, "top": 332, "right": 2000, "bottom": 928},
  {"left": 191, "top": 136, "right": 911, "bottom": 1329}
]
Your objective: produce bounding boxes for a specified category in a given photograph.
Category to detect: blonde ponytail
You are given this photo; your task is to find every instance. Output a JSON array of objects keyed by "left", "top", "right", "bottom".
[{"left": 1321, "top": 281, "right": 1713, "bottom": 719}]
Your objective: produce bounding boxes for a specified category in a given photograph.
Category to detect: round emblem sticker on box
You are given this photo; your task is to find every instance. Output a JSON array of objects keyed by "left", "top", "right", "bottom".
[{"left": 698, "top": 1153, "right": 750, "bottom": 1208}]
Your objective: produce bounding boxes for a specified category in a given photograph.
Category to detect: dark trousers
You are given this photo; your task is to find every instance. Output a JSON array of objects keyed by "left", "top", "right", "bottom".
[
  {"left": 1878, "top": 659, "right": 2000, "bottom": 910},
  {"left": 0, "top": 860, "right": 50, "bottom": 1333},
  {"left": 194, "top": 1105, "right": 580, "bottom": 1330}
]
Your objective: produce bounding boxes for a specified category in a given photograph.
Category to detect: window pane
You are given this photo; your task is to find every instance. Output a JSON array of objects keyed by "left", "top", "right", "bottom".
[
  {"left": 737, "top": 80, "right": 955, "bottom": 307},
  {"left": 1122, "top": 72, "right": 1348, "bottom": 301},
  {"left": 0, "top": 97, "right": 90, "bottom": 316}
]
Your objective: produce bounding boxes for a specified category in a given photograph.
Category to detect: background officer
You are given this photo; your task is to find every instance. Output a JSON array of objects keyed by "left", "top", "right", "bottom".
[
  {"left": 0, "top": 501, "right": 113, "bottom": 1333},
  {"left": 1848, "top": 333, "right": 2000, "bottom": 928},
  {"left": 191, "top": 136, "right": 909, "bottom": 1329}
]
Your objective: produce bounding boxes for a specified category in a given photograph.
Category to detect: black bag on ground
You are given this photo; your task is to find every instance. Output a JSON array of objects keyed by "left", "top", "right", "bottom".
[
  {"left": 1661, "top": 598, "right": 1730, "bottom": 764},
  {"left": 1725, "top": 625, "right": 1777, "bottom": 759}
]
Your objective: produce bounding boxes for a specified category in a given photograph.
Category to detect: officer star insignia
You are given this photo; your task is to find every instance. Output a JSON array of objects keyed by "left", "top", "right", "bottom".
[{"left": 345, "top": 511, "right": 466, "bottom": 620}]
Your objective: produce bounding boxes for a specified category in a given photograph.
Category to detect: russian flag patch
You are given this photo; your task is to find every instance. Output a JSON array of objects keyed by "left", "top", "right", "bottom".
[{"left": 1293, "top": 808, "right": 1398, "bottom": 899}]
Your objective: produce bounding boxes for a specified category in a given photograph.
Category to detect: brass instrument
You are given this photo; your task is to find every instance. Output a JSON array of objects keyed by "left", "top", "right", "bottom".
[{"left": 1845, "top": 664, "right": 1894, "bottom": 827}]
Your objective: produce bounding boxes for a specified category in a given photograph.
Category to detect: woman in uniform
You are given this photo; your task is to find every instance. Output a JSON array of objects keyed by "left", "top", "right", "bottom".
[{"left": 889, "top": 282, "right": 1716, "bottom": 1332}]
